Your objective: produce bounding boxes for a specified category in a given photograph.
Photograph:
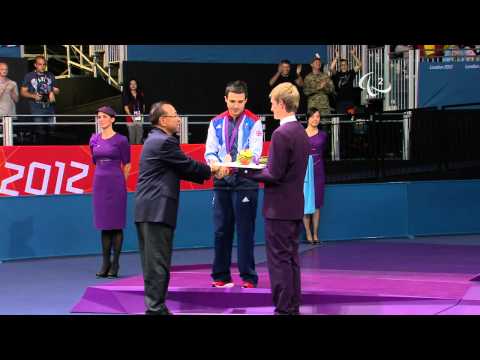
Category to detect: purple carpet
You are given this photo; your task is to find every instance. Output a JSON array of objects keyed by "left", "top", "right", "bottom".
[{"left": 71, "top": 242, "right": 480, "bottom": 315}]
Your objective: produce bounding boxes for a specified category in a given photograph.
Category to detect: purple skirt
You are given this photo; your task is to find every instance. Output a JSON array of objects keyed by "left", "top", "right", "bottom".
[{"left": 93, "top": 160, "right": 127, "bottom": 230}]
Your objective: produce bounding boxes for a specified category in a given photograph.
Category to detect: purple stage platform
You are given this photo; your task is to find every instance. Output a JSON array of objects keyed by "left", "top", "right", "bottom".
[{"left": 72, "top": 242, "right": 480, "bottom": 315}]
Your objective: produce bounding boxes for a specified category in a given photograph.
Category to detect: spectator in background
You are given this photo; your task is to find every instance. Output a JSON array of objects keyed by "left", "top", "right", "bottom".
[
  {"left": 423, "top": 45, "right": 436, "bottom": 57},
  {"left": 463, "top": 45, "right": 476, "bottom": 61},
  {"left": 0, "top": 62, "right": 19, "bottom": 117},
  {"left": 303, "top": 55, "right": 334, "bottom": 115},
  {"left": 455, "top": 45, "right": 466, "bottom": 62},
  {"left": 443, "top": 45, "right": 457, "bottom": 62},
  {"left": 330, "top": 48, "right": 361, "bottom": 114},
  {"left": 419, "top": 45, "right": 443, "bottom": 59},
  {"left": 393, "top": 45, "right": 412, "bottom": 59},
  {"left": 20, "top": 56, "right": 60, "bottom": 143},
  {"left": 268, "top": 60, "right": 303, "bottom": 139},
  {"left": 269, "top": 59, "right": 303, "bottom": 88},
  {"left": 475, "top": 45, "right": 480, "bottom": 56},
  {"left": 122, "top": 79, "right": 145, "bottom": 144}
]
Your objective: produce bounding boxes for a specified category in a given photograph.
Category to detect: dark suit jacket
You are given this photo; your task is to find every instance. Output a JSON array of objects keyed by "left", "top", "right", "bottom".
[
  {"left": 135, "top": 127, "right": 211, "bottom": 228},
  {"left": 246, "top": 119, "right": 310, "bottom": 220}
]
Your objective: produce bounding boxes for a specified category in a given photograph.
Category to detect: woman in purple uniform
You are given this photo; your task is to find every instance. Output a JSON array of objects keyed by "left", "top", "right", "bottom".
[
  {"left": 89, "top": 106, "right": 131, "bottom": 278},
  {"left": 303, "top": 108, "right": 327, "bottom": 244}
]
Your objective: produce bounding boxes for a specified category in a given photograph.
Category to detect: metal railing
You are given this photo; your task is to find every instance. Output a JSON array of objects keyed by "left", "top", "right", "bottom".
[
  {"left": 327, "top": 45, "right": 420, "bottom": 112},
  {"left": 386, "top": 50, "right": 419, "bottom": 111},
  {"left": 421, "top": 55, "right": 480, "bottom": 63},
  {"left": 1, "top": 113, "right": 412, "bottom": 161},
  {"left": 3, "top": 110, "right": 480, "bottom": 184},
  {"left": 20, "top": 45, "right": 125, "bottom": 91},
  {"left": 67, "top": 45, "right": 124, "bottom": 90},
  {"left": 89, "top": 45, "right": 125, "bottom": 64}
]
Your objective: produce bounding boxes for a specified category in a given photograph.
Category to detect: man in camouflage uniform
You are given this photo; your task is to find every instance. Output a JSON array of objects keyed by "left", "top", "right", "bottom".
[{"left": 303, "top": 56, "right": 334, "bottom": 115}]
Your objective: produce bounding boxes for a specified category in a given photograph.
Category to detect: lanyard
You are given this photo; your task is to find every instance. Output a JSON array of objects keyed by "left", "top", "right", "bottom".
[
  {"left": 35, "top": 71, "right": 46, "bottom": 84},
  {"left": 223, "top": 114, "right": 245, "bottom": 155}
]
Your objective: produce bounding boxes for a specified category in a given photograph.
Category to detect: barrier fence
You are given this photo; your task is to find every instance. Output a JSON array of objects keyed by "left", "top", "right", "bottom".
[{"left": 2, "top": 109, "right": 480, "bottom": 184}]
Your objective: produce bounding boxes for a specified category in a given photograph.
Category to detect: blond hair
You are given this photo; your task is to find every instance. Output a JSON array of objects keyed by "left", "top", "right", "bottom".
[{"left": 269, "top": 82, "right": 300, "bottom": 113}]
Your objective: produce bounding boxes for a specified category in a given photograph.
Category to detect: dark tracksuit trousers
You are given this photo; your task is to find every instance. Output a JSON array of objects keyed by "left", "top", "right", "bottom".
[{"left": 211, "top": 177, "right": 259, "bottom": 285}]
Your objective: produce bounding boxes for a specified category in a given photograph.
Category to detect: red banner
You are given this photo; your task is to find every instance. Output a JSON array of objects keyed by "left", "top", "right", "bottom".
[{"left": 0, "top": 143, "right": 270, "bottom": 197}]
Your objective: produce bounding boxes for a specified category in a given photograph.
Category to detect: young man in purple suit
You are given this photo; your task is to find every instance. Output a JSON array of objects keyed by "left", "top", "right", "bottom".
[{"left": 241, "top": 82, "right": 310, "bottom": 315}]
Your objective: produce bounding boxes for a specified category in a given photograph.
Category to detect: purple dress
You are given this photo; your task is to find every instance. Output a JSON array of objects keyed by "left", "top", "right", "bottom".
[
  {"left": 89, "top": 133, "right": 130, "bottom": 230},
  {"left": 308, "top": 131, "right": 327, "bottom": 208}
]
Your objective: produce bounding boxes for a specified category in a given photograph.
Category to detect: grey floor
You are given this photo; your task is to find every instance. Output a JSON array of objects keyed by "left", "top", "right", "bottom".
[
  {"left": 0, "top": 243, "right": 314, "bottom": 315},
  {"left": 2, "top": 235, "right": 480, "bottom": 315}
]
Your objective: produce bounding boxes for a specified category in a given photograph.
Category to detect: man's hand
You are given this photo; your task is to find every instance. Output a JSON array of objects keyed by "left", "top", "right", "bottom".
[
  {"left": 335, "top": 50, "right": 340, "bottom": 58},
  {"left": 350, "top": 48, "right": 357, "bottom": 55},
  {"left": 216, "top": 166, "right": 230, "bottom": 179},
  {"left": 49, "top": 92, "right": 56, "bottom": 103},
  {"left": 33, "top": 93, "right": 42, "bottom": 101},
  {"left": 210, "top": 162, "right": 230, "bottom": 179},
  {"left": 210, "top": 162, "right": 220, "bottom": 174},
  {"left": 8, "top": 83, "right": 18, "bottom": 102}
]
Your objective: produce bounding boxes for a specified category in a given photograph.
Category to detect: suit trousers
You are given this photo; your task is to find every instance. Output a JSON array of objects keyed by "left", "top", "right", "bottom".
[
  {"left": 136, "top": 222, "right": 174, "bottom": 314},
  {"left": 265, "top": 218, "right": 302, "bottom": 314}
]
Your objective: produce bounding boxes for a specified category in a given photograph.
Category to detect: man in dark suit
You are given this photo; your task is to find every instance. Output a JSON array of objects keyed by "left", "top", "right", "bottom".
[
  {"left": 135, "top": 101, "right": 224, "bottom": 315},
  {"left": 242, "top": 82, "right": 310, "bottom": 315}
]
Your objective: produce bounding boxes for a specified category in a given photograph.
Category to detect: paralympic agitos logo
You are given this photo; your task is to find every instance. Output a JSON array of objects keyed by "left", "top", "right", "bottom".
[{"left": 359, "top": 72, "right": 392, "bottom": 97}]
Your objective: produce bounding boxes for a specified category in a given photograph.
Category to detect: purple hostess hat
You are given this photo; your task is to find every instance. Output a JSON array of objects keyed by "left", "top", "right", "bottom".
[{"left": 96, "top": 106, "right": 116, "bottom": 117}]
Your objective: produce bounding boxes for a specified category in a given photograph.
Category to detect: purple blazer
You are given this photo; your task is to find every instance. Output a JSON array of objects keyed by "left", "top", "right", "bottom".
[{"left": 245, "top": 120, "right": 310, "bottom": 220}]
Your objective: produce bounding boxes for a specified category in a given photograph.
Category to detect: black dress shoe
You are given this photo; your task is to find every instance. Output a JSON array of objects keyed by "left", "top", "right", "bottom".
[
  {"left": 146, "top": 308, "right": 173, "bottom": 315},
  {"left": 96, "top": 271, "right": 109, "bottom": 278},
  {"left": 96, "top": 264, "right": 111, "bottom": 278},
  {"left": 107, "top": 263, "right": 119, "bottom": 278}
]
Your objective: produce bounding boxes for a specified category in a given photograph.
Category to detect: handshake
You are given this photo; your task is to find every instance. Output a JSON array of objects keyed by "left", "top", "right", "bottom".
[{"left": 209, "top": 162, "right": 231, "bottom": 179}]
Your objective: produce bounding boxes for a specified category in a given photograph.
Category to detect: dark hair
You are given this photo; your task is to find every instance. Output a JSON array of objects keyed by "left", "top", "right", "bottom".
[
  {"left": 340, "top": 58, "right": 348, "bottom": 63},
  {"left": 280, "top": 59, "right": 291, "bottom": 65},
  {"left": 307, "top": 107, "right": 320, "bottom": 120},
  {"left": 126, "top": 78, "right": 141, "bottom": 91},
  {"left": 123, "top": 79, "right": 144, "bottom": 100},
  {"left": 225, "top": 80, "right": 248, "bottom": 98},
  {"left": 149, "top": 101, "right": 172, "bottom": 126},
  {"left": 123, "top": 78, "right": 145, "bottom": 115}
]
